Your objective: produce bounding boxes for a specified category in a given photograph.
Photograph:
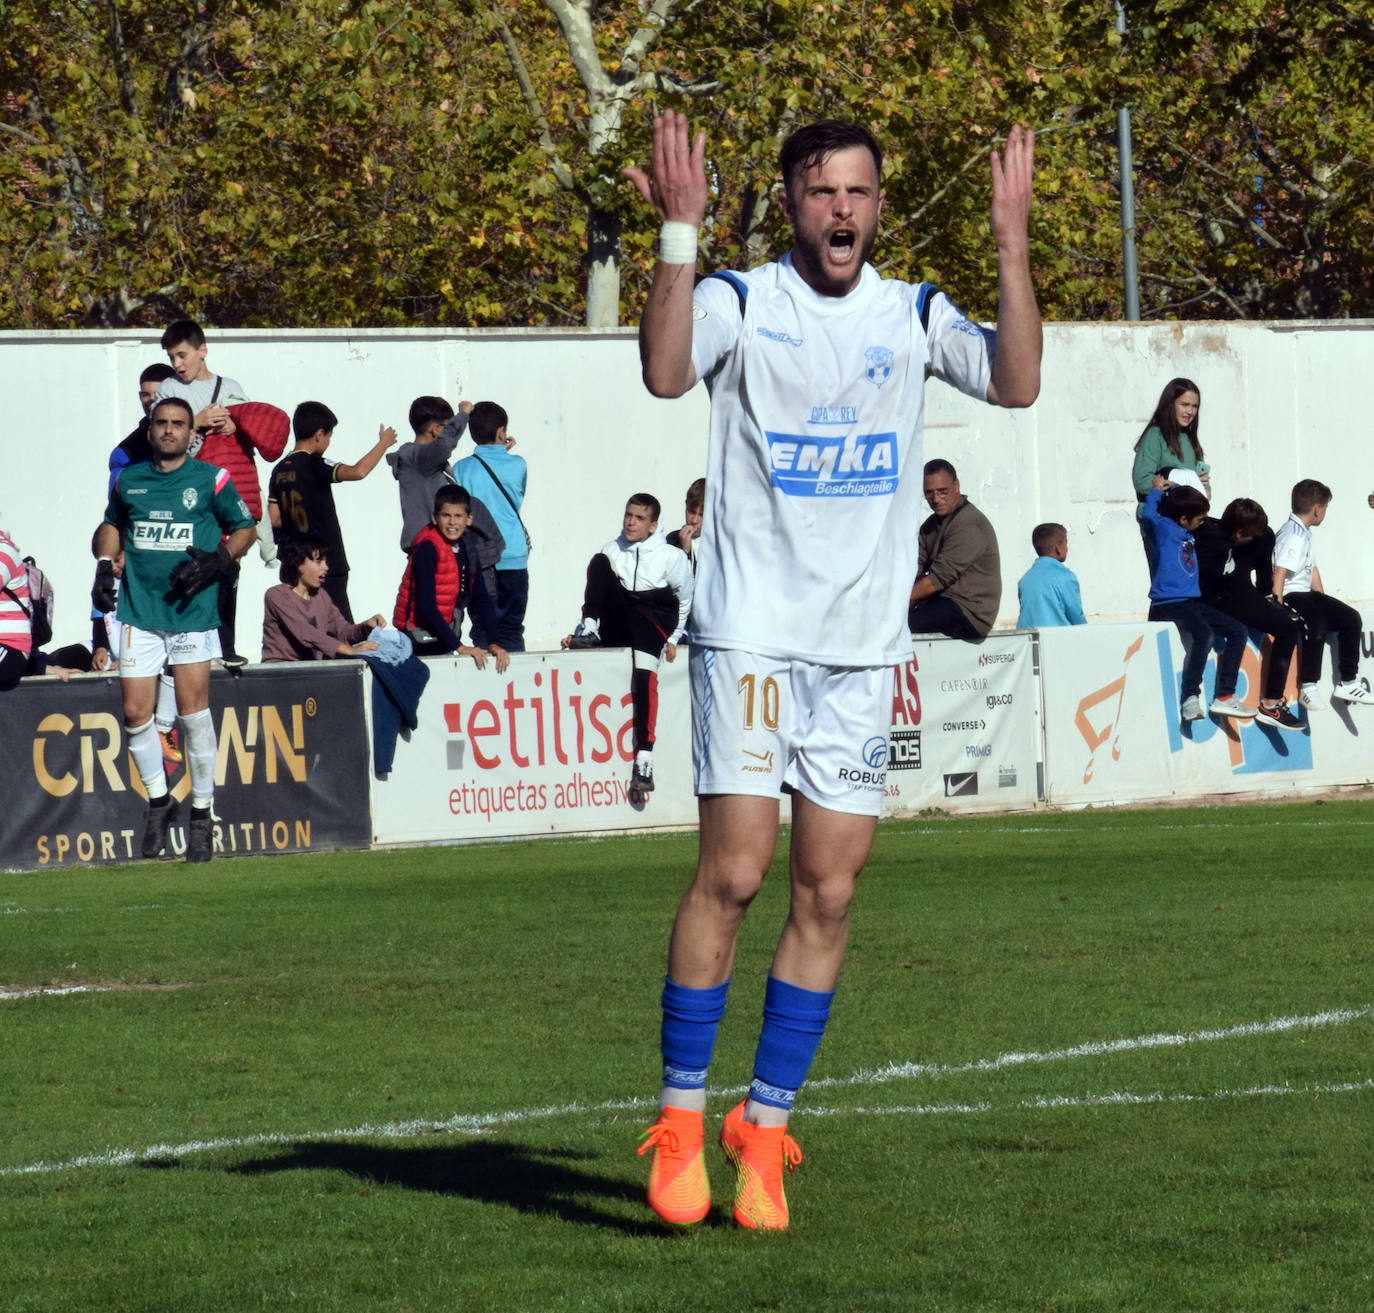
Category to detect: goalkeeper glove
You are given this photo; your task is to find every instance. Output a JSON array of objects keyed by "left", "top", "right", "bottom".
[
  {"left": 92, "top": 558, "right": 118, "bottom": 612},
  {"left": 168, "top": 543, "right": 234, "bottom": 599}
]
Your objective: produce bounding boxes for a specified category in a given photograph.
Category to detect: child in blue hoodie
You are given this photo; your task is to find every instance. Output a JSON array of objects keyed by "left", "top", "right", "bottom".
[{"left": 1141, "top": 483, "right": 1253, "bottom": 722}]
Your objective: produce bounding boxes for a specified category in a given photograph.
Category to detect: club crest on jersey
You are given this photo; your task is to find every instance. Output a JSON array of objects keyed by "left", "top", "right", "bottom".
[
  {"left": 766, "top": 431, "right": 898, "bottom": 498},
  {"left": 864, "top": 346, "right": 894, "bottom": 388},
  {"left": 182, "top": 487, "right": 199, "bottom": 509}
]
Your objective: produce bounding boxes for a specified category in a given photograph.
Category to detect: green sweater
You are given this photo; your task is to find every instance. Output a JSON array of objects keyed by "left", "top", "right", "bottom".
[{"left": 1132, "top": 426, "right": 1202, "bottom": 516}]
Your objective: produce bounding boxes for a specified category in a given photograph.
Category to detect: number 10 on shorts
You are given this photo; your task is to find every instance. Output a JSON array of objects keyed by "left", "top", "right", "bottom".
[{"left": 737, "top": 672, "right": 781, "bottom": 731}]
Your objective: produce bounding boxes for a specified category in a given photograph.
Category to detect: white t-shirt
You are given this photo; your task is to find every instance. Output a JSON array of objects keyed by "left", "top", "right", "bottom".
[
  {"left": 155, "top": 374, "right": 249, "bottom": 418},
  {"left": 688, "top": 255, "right": 993, "bottom": 666},
  {"left": 1272, "top": 512, "right": 1316, "bottom": 593}
]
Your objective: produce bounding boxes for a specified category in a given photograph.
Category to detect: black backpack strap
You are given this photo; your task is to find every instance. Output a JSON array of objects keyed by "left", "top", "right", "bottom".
[
  {"left": 703, "top": 270, "right": 748, "bottom": 318},
  {"left": 915, "top": 282, "right": 937, "bottom": 333}
]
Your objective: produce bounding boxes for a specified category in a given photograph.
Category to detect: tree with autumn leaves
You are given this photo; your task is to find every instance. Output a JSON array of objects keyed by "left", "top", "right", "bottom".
[{"left": 0, "top": 0, "right": 1369, "bottom": 329}]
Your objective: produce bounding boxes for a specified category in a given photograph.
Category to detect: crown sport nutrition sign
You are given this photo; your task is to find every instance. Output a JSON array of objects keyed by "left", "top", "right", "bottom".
[{"left": 0, "top": 665, "right": 371, "bottom": 871}]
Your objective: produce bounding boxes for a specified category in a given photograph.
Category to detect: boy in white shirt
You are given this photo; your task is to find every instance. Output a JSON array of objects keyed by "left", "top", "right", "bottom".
[{"left": 1272, "top": 478, "right": 1373, "bottom": 709}]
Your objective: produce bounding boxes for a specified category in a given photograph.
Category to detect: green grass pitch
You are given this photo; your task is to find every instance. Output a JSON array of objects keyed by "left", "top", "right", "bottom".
[{"left": 2, "top": 799, "right": 1371, "bottom": 1312}]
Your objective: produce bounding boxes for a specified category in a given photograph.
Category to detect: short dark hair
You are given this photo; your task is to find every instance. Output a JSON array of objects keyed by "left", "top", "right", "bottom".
[
  {"left": 923, "top": 458, "right": 958, "bottom": 481},
  {"left": 1292, "top": 479, "right": 1332, "bottom": 515},
  {"left": 160, "top": 319, "right": 205, "bottom": 351},
  {"left": 139, "top": 362, "right": 176, "bottom": 386},
  {"left": 1219, "top": 498, "right": 1268, "bottom": 540},
  {"left": 278, "top": 536, "right": 329, "bottom": 586},
  {"left": 293, "top": 400, "right": 338, "bottom": 442},
  {"left": 780, "top": 120, "right": 883, "bottom": 199},
  {"left": 408, "top": 396, "right": 454, "bottom": 434},
  {"left": 685, "top": 477, "right": 705, "bottom": 514},
  {"left": 151, "top": 396, "right": 194, "bottom": 424},
  {"left": 627, "top": 493, "right": 660, "bottom": 523},
  {"left": 469, "top": 401, "right": 508, "bottom": 445},
  {"left": 1032, "top": 522, "right": 1067, "bottom": 556},
  {"left": 434, "top": 484, "right": 471, "bottom": 513},
  {"left": 1159, "top": 485, "right": 1209, "bottom": 524}
]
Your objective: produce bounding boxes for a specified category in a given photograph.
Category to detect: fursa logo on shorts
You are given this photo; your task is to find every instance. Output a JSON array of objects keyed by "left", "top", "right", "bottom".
[
  {"left": 766, "top": 431, "right": 898, "bottom": 498},
  {"left": 128, "top": 522, "right": 194, "bottom": 551}
]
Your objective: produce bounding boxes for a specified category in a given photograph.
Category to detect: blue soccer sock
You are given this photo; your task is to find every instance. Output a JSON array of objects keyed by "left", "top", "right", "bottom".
[
  {"left": 660, "top": 977, "right": 730, "bottom": 1111},
  {"left": 747, "top": 975, "right": 836, "bottom": 1117}
]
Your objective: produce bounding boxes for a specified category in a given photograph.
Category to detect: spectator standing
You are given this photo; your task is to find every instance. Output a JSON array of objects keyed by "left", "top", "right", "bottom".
[
  {"left": 1141, "top": 483, "right": 1253, "bottom": 723},
  {"left": 562, "top": 493, "right": 692, "bottom": 794},
  {"left": 268, "top": 400, "right": 396, "bottom": 622},
  {"left": 1132, "top": 378, "right": 1207, "bottom": 533},
  {"left": 109, "top": 363, "right": 176, "bottom": 495},
  {"left": 388, "top": 396, "right": 471, "bottom": 551},
  {"left": 386, "top": 395, "right": 507, "bottom": 591},
  {"left": 454, "top": 401, "right": 530, "bottom": 651},
  {"left": 665, "top": 477, "right": 706, "bottom": 577},
  {"left": 93, "top": 397, "right": 256, "bottom": 863},
  {"left": 262, "top": 537, "right": 386, "bottom": 661},
  {"left": 1272, "top": 479, "right": 1374, "bottom": 709},
  {"left": 392, "top": 486, "right": 509, "bottom": 671},
  {"left": 0, "top": 521, "right": 33, "bottom": 691},
  {"left": 908, "top": 459, "right": 1002, "bottom": 639},
  {"left": 155, "top": 319, "right": 287, "bottom": 663},
  {"left": 1016, "top": 522, "right": 1086, "bottom": 627}
]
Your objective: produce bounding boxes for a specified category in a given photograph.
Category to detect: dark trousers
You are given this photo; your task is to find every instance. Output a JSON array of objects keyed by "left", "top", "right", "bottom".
[
  {"left": 582, "top": 554, "right": 678, "bottom": 752},
  {"left": 491, "top": 568, "right": 529, "bottom": 652},
  {"left": 1149, "top": 599, "right": 1248, "bottom": 701},
  {"left": 0, "top": 644, "right": 26, "bottom": 690},
  {"left": 217, "top": 558, "right": 241, "bottom": 659},
  {"left": 908, "top": 594, "right": 981, "bottom": 641},
  {"left": 1284, "top": 591, "right": 1364, "bottom": 685},
  {"left": 1210, "top": 587, "right": 1300, "bottom": 701},
  {"left": 323, "top": 570, "right": 353, "bottom": 623}
]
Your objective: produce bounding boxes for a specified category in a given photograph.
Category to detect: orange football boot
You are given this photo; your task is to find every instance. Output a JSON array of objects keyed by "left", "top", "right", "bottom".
[
  {"left": 638, "top": 1104, "right": 710, "bottom": 1225},
  {"left": 719, "top": 1100, "right": 803, "bottom": 1230}
]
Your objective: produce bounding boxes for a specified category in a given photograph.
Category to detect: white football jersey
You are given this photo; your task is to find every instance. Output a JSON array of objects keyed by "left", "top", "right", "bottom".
[
  {"left": 1272, "top": 513, "right": 1316, "bottom": 593},
  {"left": 689, "top": 254, "right": 993, "bottom": 666}
]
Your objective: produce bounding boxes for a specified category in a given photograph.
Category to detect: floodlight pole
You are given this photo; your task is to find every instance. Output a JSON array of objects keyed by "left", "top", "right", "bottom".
[{"left": 1116, "top": 1, "right": 1141, "bottom": 320}]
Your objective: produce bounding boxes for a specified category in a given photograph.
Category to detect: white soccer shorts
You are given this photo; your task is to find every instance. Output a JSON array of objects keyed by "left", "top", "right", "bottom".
[
  {"left": 690, "top": 645, "right": 893, "bottom": 817},
  {"left": 119, "top": 625, "right": 221, "bottom": 677}
]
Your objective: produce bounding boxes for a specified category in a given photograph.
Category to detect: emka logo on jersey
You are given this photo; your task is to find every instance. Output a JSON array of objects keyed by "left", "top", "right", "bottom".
[
  {"left": 767, "top": 430, "right": 898, "bottom": 498},
  {"left": 127, "top": 521, "right": 194, "bottom": 551}
]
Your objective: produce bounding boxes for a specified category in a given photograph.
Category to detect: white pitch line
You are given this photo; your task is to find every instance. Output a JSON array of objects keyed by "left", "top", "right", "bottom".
[
  {"left": 0, "top": 985, "right": 113, "bottom": 1002},
  {"left": 807, "top": 1005, "right": 1374, "bottom": 1090},
  {"left": 2, "top": 1006, "right": 1369, "bottom": 1178},
  {"left": 805, "top": 1078, "right": 1374, "bottom": 1120}
]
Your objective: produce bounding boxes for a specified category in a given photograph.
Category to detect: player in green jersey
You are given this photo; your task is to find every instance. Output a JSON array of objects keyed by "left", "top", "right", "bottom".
[{"left": 94, "top": 397, "right": 257, "bottom": 863}]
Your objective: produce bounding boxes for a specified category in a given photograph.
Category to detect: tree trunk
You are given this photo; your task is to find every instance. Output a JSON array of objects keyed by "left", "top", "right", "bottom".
[{"left": 586, "top": 201, "right": 622, "bottom": 328}]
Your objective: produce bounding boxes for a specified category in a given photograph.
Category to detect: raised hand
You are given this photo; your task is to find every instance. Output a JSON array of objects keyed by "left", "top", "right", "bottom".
[
  {"left": 623, "top": 109, "right": 708, "bottom": 227},
  {"left": 990, "top": 124, "right": 1035, "bottom": 251}
]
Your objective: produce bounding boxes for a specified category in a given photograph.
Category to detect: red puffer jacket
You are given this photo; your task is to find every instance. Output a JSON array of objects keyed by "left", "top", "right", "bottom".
[{"left": 194, "top": 402, "right": 290, "bottom": 520}]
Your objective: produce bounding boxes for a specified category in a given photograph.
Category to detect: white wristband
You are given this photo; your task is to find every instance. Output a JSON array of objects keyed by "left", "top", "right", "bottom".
[{"left": 658, "top": 221, "right": 699, "bottom": 265}]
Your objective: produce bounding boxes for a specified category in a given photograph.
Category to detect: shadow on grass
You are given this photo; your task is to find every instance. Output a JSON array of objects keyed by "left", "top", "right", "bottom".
[{"left": 219, "top": 1139, "right": 702, "bottom": 1235}]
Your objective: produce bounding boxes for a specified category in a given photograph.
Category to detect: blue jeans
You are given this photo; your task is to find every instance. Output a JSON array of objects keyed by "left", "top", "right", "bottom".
[
  {"left": 1149, "top": 599, "right": 1248, "bottom": 700},
  {"left": 491, "top": 568, "right": 529, "bottom": 652}
]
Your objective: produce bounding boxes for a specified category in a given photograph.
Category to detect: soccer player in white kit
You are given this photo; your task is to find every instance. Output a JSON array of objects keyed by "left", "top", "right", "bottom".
[{"left": 625, "top": 111, "right": 1041, "bottom": 1229}]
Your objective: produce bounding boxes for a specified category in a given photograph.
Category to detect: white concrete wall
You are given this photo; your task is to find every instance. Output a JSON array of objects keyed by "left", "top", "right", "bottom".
[{"left": 3, "top": 320, "right": 1371, "bottom": 660}]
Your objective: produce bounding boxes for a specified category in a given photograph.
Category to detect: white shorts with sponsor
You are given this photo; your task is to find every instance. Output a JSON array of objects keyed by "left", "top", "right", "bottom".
[
  {"left": 690, "top": 646, "right": 893, "bottom": 817},
  {"left": 119, "top": 625, "right": 221, "bottom": 676}
]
